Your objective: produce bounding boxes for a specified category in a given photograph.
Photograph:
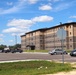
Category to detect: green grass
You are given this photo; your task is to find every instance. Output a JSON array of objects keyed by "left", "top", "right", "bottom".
[
  {"left": 0, "top": 60, "right": 74, "bottom": 75},
  {"left": 25, "top": 50, "right": 49, "bottom": 52},
  {"left": 24, "top": 49, "right": 71, "bottom": 53}
]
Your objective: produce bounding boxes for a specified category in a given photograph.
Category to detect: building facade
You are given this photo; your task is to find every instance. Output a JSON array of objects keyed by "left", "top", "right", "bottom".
[{"left": 21, "top": 22, "right": 76, "bottom": 51}]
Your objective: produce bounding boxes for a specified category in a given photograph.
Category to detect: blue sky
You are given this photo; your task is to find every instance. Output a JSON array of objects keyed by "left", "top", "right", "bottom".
[{"left": 0, "top": 0, "right": 76, "bottom": 46}]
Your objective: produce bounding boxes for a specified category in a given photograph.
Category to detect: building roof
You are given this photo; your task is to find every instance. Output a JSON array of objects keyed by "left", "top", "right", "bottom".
[
  {"left": 26, "top": 28, "right": 48, "bottom": 34},
  {"left": 48, "top": 22, "right": 76, "bottom": 29},
  {"left": 21, "top": 34, "right": 26, "bottom": 37},
  {"left": 21, "top": 22, "right": 76, "bottom": 37}
]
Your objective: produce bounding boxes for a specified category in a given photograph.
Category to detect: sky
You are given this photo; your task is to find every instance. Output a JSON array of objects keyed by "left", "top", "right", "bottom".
[{"left": 0, "top": 0, "right": 76, "bottom": 46}]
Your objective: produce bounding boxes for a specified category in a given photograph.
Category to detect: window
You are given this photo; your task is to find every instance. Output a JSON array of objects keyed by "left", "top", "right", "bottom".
[
  {"left": 63, "top": 26, "right": 65, "bottom": 29},
  {"left": 70, "top": 39, "right": 72, "bottom": 41},
  {"left": 70, "top": 45, "right": 72, "bottom": 47},
  {"left": 67, "top": 26, "right": 68, "bottom": 28},
  {"left": 31, "top": 43, "right": 33, "bottom": 45},
  {"left": 40, "top": 35, "right": 43, "bottom": 39},
  {"left": 31, "top": 38, "right": 33, "bottom": 40},
  {"left": 70, "top": 32, "right": 71, "bottom": 35},
  {"left": 40, "top": 40, "right": 43, "bottom": 43},
  {"left": 31, "top": 33, "right": 33, "bottom": 36}
]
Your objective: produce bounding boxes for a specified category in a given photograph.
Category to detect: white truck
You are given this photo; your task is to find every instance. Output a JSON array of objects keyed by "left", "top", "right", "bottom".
[{"left": 4, "top": 47, "right": 10, "bottom": 53}]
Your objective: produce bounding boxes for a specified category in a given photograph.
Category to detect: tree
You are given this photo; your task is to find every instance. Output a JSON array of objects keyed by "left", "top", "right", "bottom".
[
  {"left": 9, "top": 44, "right": 21, "bottom": 49},
  {"left": 0, "top": 44, "right": 7, "bottom": 50},
  {"left": 14, "top": 44, "right": 21, "bottom": 49}
]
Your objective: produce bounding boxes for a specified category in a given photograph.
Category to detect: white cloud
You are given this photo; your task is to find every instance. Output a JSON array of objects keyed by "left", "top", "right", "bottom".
[
  {"left": 3, "top": 27, "right": 22, "bottom": 33},
  {"left": 48, "top": 0, "right": 60, "bottom": 2},
  {"left": 9, "top": 40, "right": 14, "bottom": 42},
  {"left": 39, "top": 5, "right": 52, "bottom": 10},
  {"left": 11, "top": 33, "right": 17, "bottom": 36},
  {"left": 7, "top": 19, "right": 34, "bottom": 28},
  {"left": 3, "top": 15, "right": 53, "bottom": 34},
  {"left": 54, "top": 1, "right": 76, "bottom": 12},
  {"left": 32, "top": 15, "right": 53, "bottom": 22},
  {"left": 6, "top": 19, "right": 34, "bottom": 34},
  {"left": 3, "top": 27, "right": 31, "bottom": 34},
  {"left": 70, "top": 16, "right": 76, "bottom": 18},
  {"left": 28, "top": 0, "right": 38, "bottom": 4},
  {"left": 54, "top": 3, "right": 70, "bottom": 11},
  {"left": 0, "top": 0, "right": 38, "bottom": 15},
  {"left": 53, "top": 0, "right": 61, "bottom": 2},
  {"left": 67, "top": 20, "right": 73, "bottom": 23},
  {"left": 1, "top": 6, "right": 20, "bottom": 14},
  {"left": 0, "top": 0, "right": 27, "bottom": 14},
  {"left": 7, "top": 15, "right": 53, "bottom": 26}
]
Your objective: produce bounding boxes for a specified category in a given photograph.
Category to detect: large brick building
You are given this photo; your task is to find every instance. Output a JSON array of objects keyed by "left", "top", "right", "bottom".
[{"left": 21, "top": 22, "right": 76, "bottom": 51}]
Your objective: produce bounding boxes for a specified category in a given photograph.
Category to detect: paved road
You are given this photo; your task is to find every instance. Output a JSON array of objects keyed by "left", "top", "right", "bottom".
[{"left": 0, "top": 52, "right": 76, "bottom": 63}]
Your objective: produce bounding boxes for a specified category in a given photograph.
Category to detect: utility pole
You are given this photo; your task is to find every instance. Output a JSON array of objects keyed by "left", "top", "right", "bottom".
[
  {"left": 15, "top": 35, "right": 17, "bottom": 49},
  {"left": 15, "top": 35, "right": 17, "bottom": 45}
]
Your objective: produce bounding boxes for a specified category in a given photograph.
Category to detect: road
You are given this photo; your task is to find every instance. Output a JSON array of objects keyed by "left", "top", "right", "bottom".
[{"left": 0, "top": 52, "right": 76, "bottom": 63}]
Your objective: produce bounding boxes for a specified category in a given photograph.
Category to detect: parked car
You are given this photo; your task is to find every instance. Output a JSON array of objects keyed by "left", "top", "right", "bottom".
[
  {"left": 11, "top": 48, "right": 23, "bottom": 53},
  {"left": 70, "top": 49, "right": 76, "bottom": 56},
  {"left": 0, "top": 49, "right": 4, "bottom": 53},
  {"left": 3, "top": 47, "right": 11, "bottom": 53},
  {"left": 49, "top": 49, "right": 68, "bottom": 55}
]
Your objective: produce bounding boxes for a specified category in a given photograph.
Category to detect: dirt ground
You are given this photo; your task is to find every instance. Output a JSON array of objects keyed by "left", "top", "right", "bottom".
[{"left": 46, "top": 70, "right": 76, "bottom": 75}]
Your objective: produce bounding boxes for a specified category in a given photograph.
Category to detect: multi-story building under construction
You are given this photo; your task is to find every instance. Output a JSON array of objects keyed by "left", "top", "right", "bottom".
[{"left": 21, "top": 22, "right": 76, "bottom": 51}]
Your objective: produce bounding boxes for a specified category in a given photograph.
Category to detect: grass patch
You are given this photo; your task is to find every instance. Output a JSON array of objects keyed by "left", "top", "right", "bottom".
[
  {"left": 25, "top": 50, "right": 49, "bottom": 52},
  {"left": 24, "top": 49, "right": 71, "bottom": 53},
  {"left": 0, "top": 60, "right": 74, "bottom": 75}
]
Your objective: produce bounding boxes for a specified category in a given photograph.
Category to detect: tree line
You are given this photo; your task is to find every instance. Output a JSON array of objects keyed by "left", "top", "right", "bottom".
[{"left": 0, "top": 44, "right": 21, "bottom": 50}]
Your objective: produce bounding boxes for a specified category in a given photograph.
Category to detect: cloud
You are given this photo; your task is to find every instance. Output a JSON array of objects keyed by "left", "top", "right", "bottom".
[
  {"left": 48, "top": 0, "right": 61, "bottom": 2},
  {"left": 7, "top": 19, "right": 34, "bottom": 28},
  {"left": 7, "top": 15, "right": 53, "bottom": 26},
  {"left": 39, "top": 5, "right": 52, "bottom": 10},
  {"left": 53, "top": 0, "right": 60, "bottom": 2},
  {"left": 12, "top": 33, "right": 18, "bottom": 36},
  {"left": 3, "top": 15, "right": 53, "bottom": 34},
  {"left": 9, "top": 40, "right": 14, "bottom": 42},
  {"left": 54, "top": 1, "right": 76, "bottom": 11},
  {"left": 28, "top": 0, "right": 38, "bottom": 4},
  {"left": 32, "top": 15, "right": 53, "bottom": 22},
  {"left": 67, "top": 20, "right": 73, "bottom": 23},
  {"left": 0, "top": 6, "right": 20, "bottom": 14},
  {"left": 0, "top": 0, "right": 27, "bottom": 14},
  {"left": 0, "top": 0, "right": 39, "bottom": 15},
  {"left": 54, "top": 3, "right": 70, "bottom": 11},
  {"left": 69, "top": 16, "right": 76, "bottom": 18},
  {"left": 3, "top": 27, "right": 31, "bottom": 35},
  {"left": 3, "top": 27, "right": 22, "bottom": 33}
]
